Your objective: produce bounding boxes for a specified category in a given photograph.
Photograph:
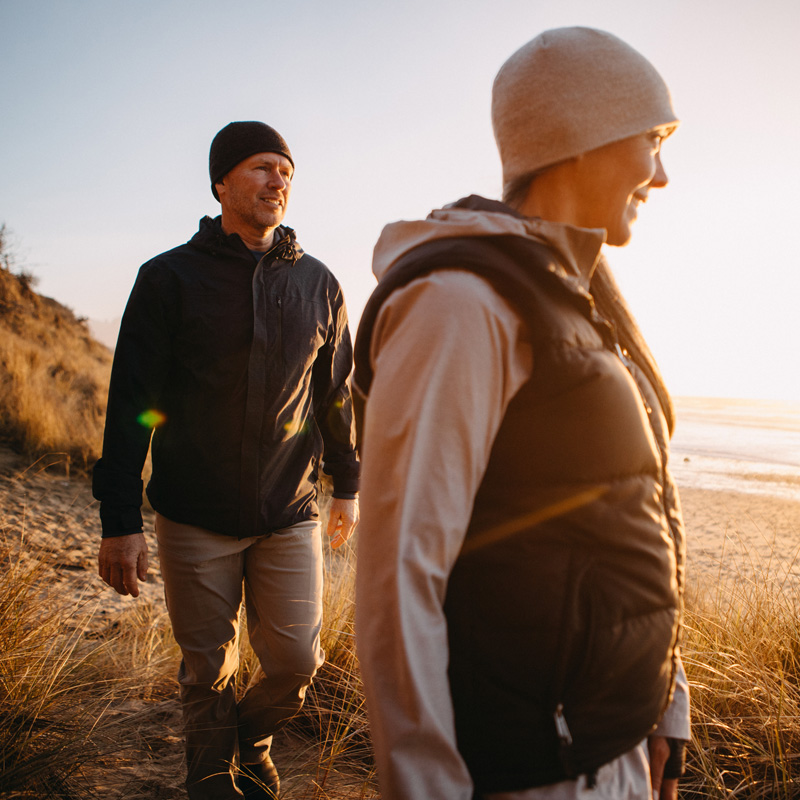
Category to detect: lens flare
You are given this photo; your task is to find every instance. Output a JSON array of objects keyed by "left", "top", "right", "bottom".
[
  {"left": 283, "top": 417, "right": 310, "bottom": 437},
  {"left": 137, "top": 409, "right": 166, "bottom": 429}
]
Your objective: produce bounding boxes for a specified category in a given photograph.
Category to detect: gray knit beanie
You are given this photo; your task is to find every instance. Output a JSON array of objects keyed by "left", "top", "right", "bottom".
[
  {"left": 492, "top": 27, "right": 679, "bottom": 191},
  {"left": 209, "top": 121, "right": 294, "bottom": 201}
]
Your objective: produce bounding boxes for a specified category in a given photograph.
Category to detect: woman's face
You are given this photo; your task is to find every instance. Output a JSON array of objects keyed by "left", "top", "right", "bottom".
[{"left": 570, "top": 128, "right": 670, "bottom": 246}]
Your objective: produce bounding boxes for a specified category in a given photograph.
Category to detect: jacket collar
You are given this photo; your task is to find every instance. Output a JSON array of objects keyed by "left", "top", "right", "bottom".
[{"left": 189, "top": 216, "right": 303, "bottom": 264}]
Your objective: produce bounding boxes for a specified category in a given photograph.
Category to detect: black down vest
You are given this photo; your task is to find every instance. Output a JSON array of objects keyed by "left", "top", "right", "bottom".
[{"left": 354, "top": 229, "right": 682, "bottom": 793}]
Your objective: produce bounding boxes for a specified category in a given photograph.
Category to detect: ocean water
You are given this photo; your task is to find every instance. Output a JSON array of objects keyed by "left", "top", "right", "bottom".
[{"left": 669, "top": 398, "right": 800, "bottom": 500}]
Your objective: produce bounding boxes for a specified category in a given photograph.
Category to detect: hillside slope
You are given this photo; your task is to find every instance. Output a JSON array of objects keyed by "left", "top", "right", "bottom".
[{"left": 0, "top": 265, "right": 112, "bottom": 471}]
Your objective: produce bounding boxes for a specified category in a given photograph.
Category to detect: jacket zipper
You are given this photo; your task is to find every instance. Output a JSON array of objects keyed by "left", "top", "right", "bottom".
[{"left": 276, "top": 297, "right": 283, "bottom": 371}]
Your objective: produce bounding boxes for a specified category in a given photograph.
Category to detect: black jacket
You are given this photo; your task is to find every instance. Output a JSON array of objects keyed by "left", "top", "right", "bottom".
[{"left": 94, "top": 216, "right": 359, "bottom": 538}]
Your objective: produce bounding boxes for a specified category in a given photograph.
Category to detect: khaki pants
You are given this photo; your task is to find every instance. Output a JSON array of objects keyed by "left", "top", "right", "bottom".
[{"left": 156, "top": 514, "right": 324, "bottom": 800}]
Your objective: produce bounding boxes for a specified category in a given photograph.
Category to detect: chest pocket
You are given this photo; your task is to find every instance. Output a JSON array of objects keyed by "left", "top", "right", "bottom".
[{"left": 277, "top": 294, "right": 328, "bottom": 381}]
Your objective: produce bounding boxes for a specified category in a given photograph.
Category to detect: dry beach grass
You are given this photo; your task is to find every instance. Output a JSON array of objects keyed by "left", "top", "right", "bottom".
[
  {"left": 3, "top": 449, "right": 800, "bottom": 798},
  {"left": 0, "top": 451, "right": 379, "bottom": 798},
  {"left": 679, "top": 489, "right": 800, "bottom": 798},
  {"left": 0, "top": 244, "right": 112, "bottom": 472}
]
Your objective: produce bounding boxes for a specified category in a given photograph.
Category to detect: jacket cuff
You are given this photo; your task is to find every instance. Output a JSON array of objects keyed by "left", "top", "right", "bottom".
[
  {"left": 663, "top": 738, "right": 687, "bottom": 779},
  {"left": 99, "top": 504, "right": 144, "bottom": 538},
  {"left": 655, "top": 657, "right": 691, "bottom": 739},
  {"left": 331, "top": 474, "right": 360, "bottom": 496},
  {"left": 326, "top": 458, "right": 360, "bottom": 496}
]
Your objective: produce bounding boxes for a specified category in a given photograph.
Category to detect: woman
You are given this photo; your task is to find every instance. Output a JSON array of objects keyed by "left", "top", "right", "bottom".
[{"left": 355, "top": 27, "right": 689, "bottom": 800}]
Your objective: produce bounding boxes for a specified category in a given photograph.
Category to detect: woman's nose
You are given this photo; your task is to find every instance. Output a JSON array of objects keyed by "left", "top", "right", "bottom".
[{"left": 650, "top": 152, "right": 669, "bottom": 189}]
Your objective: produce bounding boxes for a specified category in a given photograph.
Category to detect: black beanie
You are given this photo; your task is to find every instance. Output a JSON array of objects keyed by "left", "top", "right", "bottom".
[{"left": 209, "top": 121, "right": 294, "bottom": 201}]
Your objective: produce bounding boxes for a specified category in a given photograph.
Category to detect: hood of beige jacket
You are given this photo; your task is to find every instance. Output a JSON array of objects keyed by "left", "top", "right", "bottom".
[{"left": 371, "top": 195, "right": 607, "bottom": 291}]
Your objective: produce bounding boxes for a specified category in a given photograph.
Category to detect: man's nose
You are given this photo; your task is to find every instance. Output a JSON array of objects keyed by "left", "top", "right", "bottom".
[{"left": 267, "top": 169, "right": 288, "bottom": 189}]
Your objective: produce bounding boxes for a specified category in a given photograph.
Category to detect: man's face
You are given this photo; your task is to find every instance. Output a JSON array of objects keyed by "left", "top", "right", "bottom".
[
  {"left": 568, "top": 128, "right": 669, "bottom": 246},
  {"left": 216, "top": 152, "right": 293, "bottom": 235}
]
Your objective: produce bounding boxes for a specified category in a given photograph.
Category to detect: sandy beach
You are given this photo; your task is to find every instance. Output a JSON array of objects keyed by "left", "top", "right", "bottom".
[
  {"left": 671, "top": 397, "right": 800, "bottom": 593},
  {"left": 680, "top": 487, "right": 800, "bottom": 590},
  {"left": 7, "top": 447, "right": 799, "bottom": 621},
  {"left": 5, "top": 397, "right": 799, "bottom": 607},
  {"left": 5, "top": 457, "right": 798, "bottom": 604},
  {"left": 4, "top": 393, "right": 800, "bottom": 615}
]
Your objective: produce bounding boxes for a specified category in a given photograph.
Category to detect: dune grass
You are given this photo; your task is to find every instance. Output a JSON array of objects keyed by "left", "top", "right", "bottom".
[
  {"left": 0, "top": 539, "right": 105, "bottom": 798},
  {"left": 0, "top": 530, "right": 177, "bottom": 798},
  {"left": 0, "top": 258, "right": 112, "bottom": 473},
  {"left": 680, "top": 539, "right": 800, "bottom": 799},
  {"left": 4, "top": 471, "right": 800, "bottom": 798}
]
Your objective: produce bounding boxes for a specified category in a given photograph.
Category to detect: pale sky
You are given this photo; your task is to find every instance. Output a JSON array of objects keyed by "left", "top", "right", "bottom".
[{"left": 1, "top": 0, "right": 798, "bottom": 402}]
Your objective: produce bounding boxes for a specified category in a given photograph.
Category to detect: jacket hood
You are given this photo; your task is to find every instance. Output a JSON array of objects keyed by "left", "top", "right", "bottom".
[
  {"left": 189, "top": 215, "right": 304, "bottom": 264},
  {"left": 372, "top": 195, "right": 605, "bottom": 289}
]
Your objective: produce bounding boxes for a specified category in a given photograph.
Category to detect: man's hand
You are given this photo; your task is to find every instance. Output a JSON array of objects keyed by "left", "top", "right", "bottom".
[
  {"left": 648, "top": 735, "right": 678, "bottom": 800},
  {"left": 326, "top": 497, "right": 359, "bottom": 549},
  {"left": 98, "top": 532, "right": 149, "bottom": 597}
]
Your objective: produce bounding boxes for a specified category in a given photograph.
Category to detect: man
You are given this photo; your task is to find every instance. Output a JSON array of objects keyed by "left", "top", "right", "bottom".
[
  {"left": 94, "top": 121, "right": 359, "bottom": 800},
  {"left": 354, "top": 28, "right": 689, "bottom": 800}
]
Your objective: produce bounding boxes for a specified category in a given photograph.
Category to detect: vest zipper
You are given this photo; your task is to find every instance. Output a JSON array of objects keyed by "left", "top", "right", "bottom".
[
  {"left": 550, "top": 551, "right": 591, "bottom": 781},
  {"left": 614, "top": 338, "right": 682, "bottom": 717},
  {"left": 554, "top": 703, "right": 575, "bottom": 776}
]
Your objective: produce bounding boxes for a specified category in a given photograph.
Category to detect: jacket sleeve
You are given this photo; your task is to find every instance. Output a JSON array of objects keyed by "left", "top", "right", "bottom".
[
  {"left": 654, "top": 654, "right": 691, "bottom": 740},
  {"left": 92, "top": 261, "right": 175, "bottom": 537},
  {"left": 312, "top": 280, "right": 359, "bottom": 497},
  {"left": 354, "top": 270, "right": 531, "bottom": 800}
]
